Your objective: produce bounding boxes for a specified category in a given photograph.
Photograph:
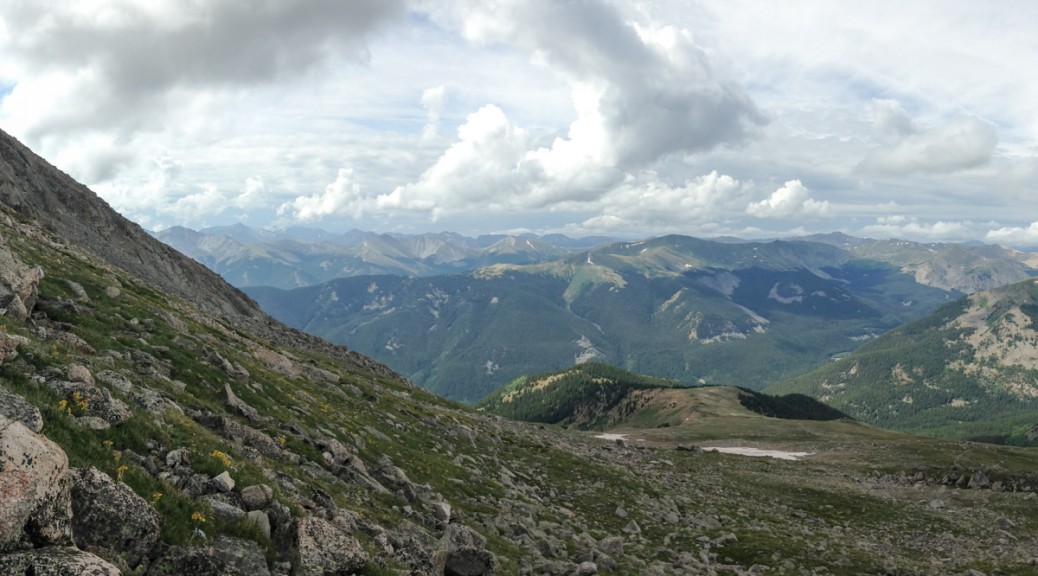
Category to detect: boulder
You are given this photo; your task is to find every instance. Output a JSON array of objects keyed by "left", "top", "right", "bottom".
[
  {"left": 0, "top": 387, "right": 44, "bottom": 432},
  {"left": 146, "top": 536, "right": 270, "bottom": 576},
  {"left": 212, "top": 470, "right": 235, "bottom": 493},
  {"left": 434, "top": 524, "right": 499, "bottom": 576},
  {"left": 0, "top": 331, "right": 21, "bottom": 364},
  {"left": 241, "top": 483, "right": 274, "bottom": 511},
  {"left": 295, "top": 516, "right": 367, "bottom": 575},
  {"left": 0, "top": 546, "right": 121, "bottom": 575},
  {"left": 70, "top": 467, "right": 161, "bottom": 569},
  {"left": 0, "top": 415, "right": 73, "bottom": 551},
  {"left": 224, "top": 383, "right": 260, "bottom": 421},
  {"left": 247, "top": 510, "right": 271, "bottom": 540}
]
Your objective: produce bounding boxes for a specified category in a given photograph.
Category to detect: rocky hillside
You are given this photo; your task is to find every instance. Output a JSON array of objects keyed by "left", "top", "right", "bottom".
[
  {"left": 3, "top": 129, "right": 1038, "bottom": 575},
  {"left": 769, "top": 278, "right": 1038, "bottom": 443},
  {"left": 0, "top": 131, "right": 256, "bottom": 316}
]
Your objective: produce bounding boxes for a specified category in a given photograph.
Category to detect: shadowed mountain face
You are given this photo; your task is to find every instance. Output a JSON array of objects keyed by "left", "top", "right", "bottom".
[{"left": 0, "top": 131, "right": 257, "bottom": 316}]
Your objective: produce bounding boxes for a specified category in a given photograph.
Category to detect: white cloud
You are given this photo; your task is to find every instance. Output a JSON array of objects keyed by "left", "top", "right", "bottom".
[
  {"left": 278, "top": 168, "right": 365, "bottom": 222},
  {"left": 421, "top": 85, "right": 446, "bottom": 139},
  {"left": 986, "top": 222, "right": 1038, "bottom": 245},
  {"left": 861, "top": 215, "right": 975, "bottom": 241},
  {"left": 746, "top": 180, "right": 829, "bottom": 219},
  {"left": 857, "top": 99, "right": 997, "bottom": 176}
]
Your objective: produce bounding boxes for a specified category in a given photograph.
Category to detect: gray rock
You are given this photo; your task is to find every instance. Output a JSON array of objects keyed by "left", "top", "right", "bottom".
[
  {"left": 96, "top": 370, "right": 134, "bottom": 394},
  {"left": 70, "top": 467, "right": 161, "bottom": 569},
  {"left": 968, "top": 470, "right": 991, "bottom": 489},
  {"left": 0, "top": 387, "right": 44, "bottom": 432},
  {"left": 0, "top": 546, "right": 121, "bottom": 575},
  {"left": 434, "top": 524, "right": 499, "bottom": 576},
  {"left": 621, "top": 520, "right": 641, "bottom": 535},
  {"left": 146, "top": 536, "right": 271, "bottom": 576},
  {"left": 434, "top": 500, "right": 453, "bottom": 524},
  {"left": 0, "top": 331, "right": 21, "bottom": 364},
  {"left": 66, "top": 363, "right": 95, "bottom": 385},
  {"left": 597, "top": 535, "right": 624, "bottom": 558},
  {"left": 165, "top": 447, "right": 190, "bottom": 469},
  {"left": 65, "top": 280, "right": 91, "bottom": 302},
  {"left": 247, "top": 510, "right": 271, "bottom": 540},
  {"left": 0, "top": 415, "right": 73, "bottom": 551},
  {"left": 295, "top": 515, "right": 367, "bottom": 575},
  {"left": 577, "top": 561, "right": 599, "bottom": 575},
  {"left": 212, "top": 470, "right": 235, "bottom": 493},
  {"left": 206, "top": 496, "right": 247, "bottom": 522},
  {"left": 224, "top": 383, "right": 260, "bottom": 421},
  {"left": 241, "top": 483, "right": 274, "bottom": 511}
]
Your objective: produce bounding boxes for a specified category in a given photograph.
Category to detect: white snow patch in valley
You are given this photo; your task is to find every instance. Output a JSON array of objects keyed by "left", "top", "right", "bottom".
[
  {"left": 594, "top": 433, "right": 628, "bottom": 441},
  {"left": 702, "top": 447, "right": 812, "bottom": 461}
]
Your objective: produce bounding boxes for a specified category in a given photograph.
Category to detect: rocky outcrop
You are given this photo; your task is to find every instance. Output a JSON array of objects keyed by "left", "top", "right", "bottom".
[
  {"left": 294, "top": 516, "right": 367, "bottom": 575},
  {"left": 146, "top": 536, "right": 270, "bottom": 576},
  {"left": 0, "top": 415, "right": 73, "bottom": 551},
  {"left": 70, "top": 467, "right": 161, "bottom": 569},
  {"left": 0, "top": 231, "right": 42, "bottom": 321},
  {"left": 0, "top": 386, "right": 44, "bottom": 433},
  {"left": 0, "top": 546, "right": 121, "bottom": 575},
  {"left": 434, "top": 524, "right": 499, "bottom": 576}
]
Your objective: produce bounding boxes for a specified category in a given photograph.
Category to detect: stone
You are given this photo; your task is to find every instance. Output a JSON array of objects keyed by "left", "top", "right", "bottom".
[
  {"left": 0, "top": 546, "right": 121, "bottom": 575},
  {"left": 295, "top": 515, "right": 367, "bottom": 575},
  {"left": 146, "top": 536, "right": 271, "bottom": 576},
  {"left": 597, "top": 535, "right": 624, "bottom": 558},
  {"left": 0, "top": 331, "right": 21, "bottom": 364},
  {"left": 104, "top": 285, "right": 121, "bottom": 299},
  {"left": 0, "top": 415, "right": 73, "bottom": 551},
  {"left": 70, "top": 467, "right": 161, "bottom": 569},
  {"left": 968, "top": 470, "right": 991, "bottom": 489},
  {"left": 576, "top": 561, "right": 599, "bottom": 575},
  {"left": 434, "top": 524, "right": 499, "bottom": 576},
  {"left": 65, "top": 280, "right": 91, "bottom": 302},
  {"left": 434, "top": 500, "right": 453, "bottom": 524},
  {"left": 206, "top": 496, "right": 247, "bottom": 522},
  {"left": 96, "top": 370, "right": 134, "bottom": 394},
  {"left": 67, "top": 363, "right": 96, "bottom": 386},
  {"left": 247, "top": 510, "right": 271, "bottom": 540},
  {"left": 929, "top": 499, "right": 945, "bottom": 510},
  {"left": 224, "top": 383, "right": 260, "bottom": 421},
  {"left": 0, "top": 387, "right": 44, "bottom": 432},
  {"left": 621, "top": 520, "right": 641, "bottom": 535},
  {"left": 241, "top": 483, "right": 274, "bottom": 511},
  {"left": 212, "top": 471, "right": 235, "bottom": 493}
]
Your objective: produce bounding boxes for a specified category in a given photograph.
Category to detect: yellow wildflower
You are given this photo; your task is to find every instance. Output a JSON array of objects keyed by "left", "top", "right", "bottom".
[
  {"left": 150, "top": 492, "right": 163, "bottom": 505},
  {"left": 116, "top": 465, "right": 129, "bottom": 481},
  {"left": 191, "top": 511, "right": 206, "bottom": 523}
]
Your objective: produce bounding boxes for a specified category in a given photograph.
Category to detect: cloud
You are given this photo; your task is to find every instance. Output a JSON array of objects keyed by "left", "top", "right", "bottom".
[
  {"left": 378, "top": 0, "right": 764, "bottom": 220},
  {"left": 278, "top": 168, "right": 366, "bottom": 222},
  {"left": 857, "top": 100, "right": 997, "bottom": 176},
  {"left": 421, "top": 85, "right": 446, "bottom": 139},
  {"left": 860, "top": 215, "right": 974, "bottom": 241},
  {"left": 746, "top": 180, "right": 829, "bottom": 219},
  {"left": 986, "top": 222, "right": 1038, "bottom": 245}
]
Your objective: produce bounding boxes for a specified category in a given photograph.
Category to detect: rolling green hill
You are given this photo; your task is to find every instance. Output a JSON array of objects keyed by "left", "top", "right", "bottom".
[{"left": 477, "top": 363, "right": 847, "bottom": 429}]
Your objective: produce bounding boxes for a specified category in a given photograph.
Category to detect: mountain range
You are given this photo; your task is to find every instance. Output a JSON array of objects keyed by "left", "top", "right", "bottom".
[
  {"left": 3, "top": 128, "right": 1038, "bottom": 574},
  {"left": 247, "top": 233, "right": 1038, "bottom": 402},
  {"left": 155, "top": 224, "right": 614, "bottom": 289}
]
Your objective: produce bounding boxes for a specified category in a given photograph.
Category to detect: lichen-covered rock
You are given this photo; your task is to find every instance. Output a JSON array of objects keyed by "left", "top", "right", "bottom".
[
  {"left": 0, "top": 415, "right": 73, "bottom": 551},
  {"left": 434, "top": 524, "right": 499, "bottom": 576},
  {"left": 145, "top": 536, "right": 270, "bottom": 576},
  {"left": 241, "top": 483, "right": 273, "bottom": 511},
  {"left": 0, "top": 386, "right": 44, "bottom": 432},
  {"left": 70, "top": 467, "right": 161, "bottom": 569},
  {"left": 0, "top": 331, "right": 22, "bottom": 364},
  {"left": 0, "top": 546, "right": 121, "bottom": 575},
  {"left": 295, "top": 516, "right": 367, "bottom": 575}
]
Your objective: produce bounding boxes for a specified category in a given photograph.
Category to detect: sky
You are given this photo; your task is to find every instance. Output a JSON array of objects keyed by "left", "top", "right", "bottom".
[{"left": 2, "top": 1, "right": 1038, "bottom": 245}]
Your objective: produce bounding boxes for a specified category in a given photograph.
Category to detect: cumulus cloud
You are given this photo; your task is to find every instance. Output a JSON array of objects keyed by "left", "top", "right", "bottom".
[
  {"left": 986, "top": 222, "right": 1038, "bottom": 245},
  {"left": 861, "top": 215, "right": 974, "bottom": 241},
  {"left": 378, "top": 0, "right": 764, "bottom": 220},
  {"left": 857, "top": 100, "right": 997, "bottom": 176},
  {"left": 278, "top": 168, "right": 366, "bottom": 222},
  {"left": 746, "top": 180, "right": 829, "bottom": 219}
]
